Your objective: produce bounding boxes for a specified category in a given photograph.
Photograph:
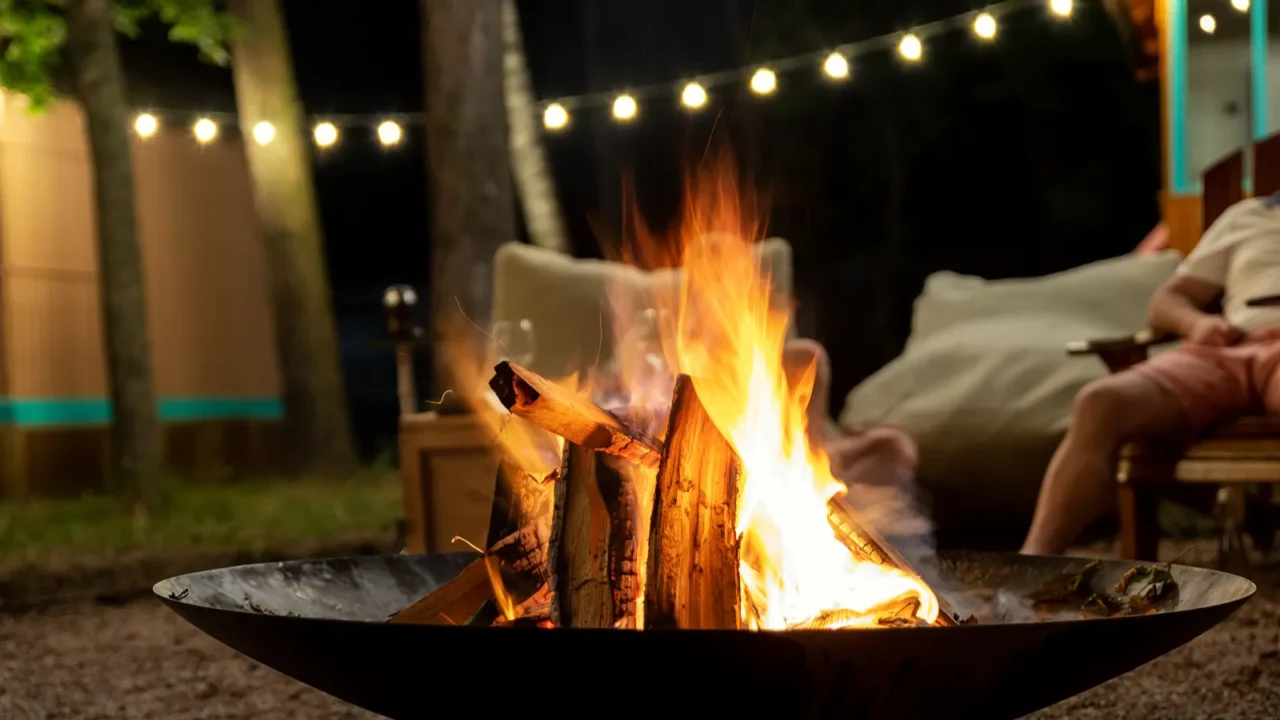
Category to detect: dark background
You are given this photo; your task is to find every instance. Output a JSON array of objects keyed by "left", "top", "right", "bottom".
[{"left": 115, "top": 0, "right": 1161, "bottom": 460}]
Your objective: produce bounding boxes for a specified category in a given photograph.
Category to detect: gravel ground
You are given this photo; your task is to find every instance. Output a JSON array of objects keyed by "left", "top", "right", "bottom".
[{"left": 0, "top": 550, "right": 1276, "bottom": 719}]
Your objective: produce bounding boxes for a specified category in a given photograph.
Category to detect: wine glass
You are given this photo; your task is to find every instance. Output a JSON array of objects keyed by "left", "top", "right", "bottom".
[{"left": 490, "top": 318, "right": 536, "bottom": 367}]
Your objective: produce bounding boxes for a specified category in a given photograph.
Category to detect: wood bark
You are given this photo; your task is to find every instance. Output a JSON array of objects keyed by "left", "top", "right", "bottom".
[
  {"left": 423, "top": 0, "right": 515, "bottom": 396},
  {"left": 389, "top": 557, "right": 495, "bottom": 625},
  {"left": 501, "top": 0, "right": 569, "bottom": 254},
  {"left": 229, "top": 0, "right": 357, "bottom": 474},
  {"left": 489, "top": 361, "right": 662, "bottom": 469},
  {"left": 548, "top": 443, "right": 645, "bottom": 628},
  {"left": 64, "top": 0, "right": 163, "bottom": 509},
  {"left": 644, "top": 375, "right": 743, "bottom": 630}
]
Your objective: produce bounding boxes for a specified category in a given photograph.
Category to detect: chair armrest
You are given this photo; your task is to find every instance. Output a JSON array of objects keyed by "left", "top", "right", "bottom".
[{"left": 1065, "top": 330, "right": 1176, "bottom": 373}]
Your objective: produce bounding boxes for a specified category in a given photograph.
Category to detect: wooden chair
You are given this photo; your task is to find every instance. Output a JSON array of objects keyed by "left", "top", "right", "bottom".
[{"left": 1067, "top": 137, "right": 1280, "bottom": 571}]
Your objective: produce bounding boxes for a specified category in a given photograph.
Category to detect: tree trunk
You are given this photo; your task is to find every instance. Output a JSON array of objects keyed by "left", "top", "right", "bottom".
[
  {"left": 501, "top": 0, "right": 568, "bottom": 254},
  {"left": 64, "top": 0, "right": 163, "bottom": 510},
  {"left": 423, "top": 0, "right": 516, "bottom": 397},
  {"left": 228, "top": 0, "right": 357, "bottom": 474}
]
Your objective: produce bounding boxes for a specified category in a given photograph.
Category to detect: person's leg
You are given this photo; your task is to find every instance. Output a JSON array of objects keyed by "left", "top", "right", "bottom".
[{"left": 1020, "top": 372, "right": 1193, "bottom": 556}]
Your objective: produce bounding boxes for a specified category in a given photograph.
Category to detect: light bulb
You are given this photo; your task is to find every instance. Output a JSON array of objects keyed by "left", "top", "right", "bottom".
[
  {"left": 1232, "top": 0, "right": 1249, "bottom": 12},
  {"left": 973, "top": 13, "right": 997, "bottom": 40},
  {"left": 377, "top": 120, "right": 402, "bottom": 146},
  {"left": 193, "top": 118, "right": 217, "bottom": 143},
  {"left": 1049, "top": 0, "right": 1072, "bottom": 17},
  {"left": 681, "top": 82, "right": 708, "bottom": 109},
  {"left": 1199, "top": 14, "right": 1216, "bottom": 34},
  {"left": 543, "top": 103, "right": 569, "bottom": 130},
  {"left": 134, "top": 113, "right": 158, "bottom": 138},
  {"left": 314, "top": 122, "right": 338, "bottom": 147},
  {"left": 612, "top": 94, "right": 637, "bottom": 121},
  {"left": 749, "top": 68, "right": 777, "bottom": 94},
  {"left": 252, "top": 121, "right": 275, "bottom": 146},
  {"left": 899, "top": 34, "right": 923, "bottom": 62},
  {"left": 823, "top": 52, "right": 849, "bottom": 79}
]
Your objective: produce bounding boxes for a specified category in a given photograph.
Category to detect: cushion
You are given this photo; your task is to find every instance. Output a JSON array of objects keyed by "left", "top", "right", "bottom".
[
  {"left": 837, "top": 250, "right": 1183, "bottom": 532},
  {"left": 491, "top": 238, "right": 794, "bottom": 382}
]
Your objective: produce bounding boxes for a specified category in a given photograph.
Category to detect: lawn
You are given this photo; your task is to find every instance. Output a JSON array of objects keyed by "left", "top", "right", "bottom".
[{"left": 0, "top": 469, "right": 402, "bottom": 580}]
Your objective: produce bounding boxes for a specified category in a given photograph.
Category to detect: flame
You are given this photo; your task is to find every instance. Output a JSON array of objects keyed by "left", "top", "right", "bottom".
[{"left": 627, "top": 156, "right": 940, "bottom": 629}]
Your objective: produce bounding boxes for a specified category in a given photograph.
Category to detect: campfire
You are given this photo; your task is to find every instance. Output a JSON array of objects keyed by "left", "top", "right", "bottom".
[{"left": 392, "top": 161, "right": 962, "bottom": 631}]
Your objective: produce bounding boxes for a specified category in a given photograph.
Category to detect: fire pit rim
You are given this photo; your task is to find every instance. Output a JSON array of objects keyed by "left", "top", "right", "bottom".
[{"left": 151, "top": 550, "right": 1257, "bottom": 631}]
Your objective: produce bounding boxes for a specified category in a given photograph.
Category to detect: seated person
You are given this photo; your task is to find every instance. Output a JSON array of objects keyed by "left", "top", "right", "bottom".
[
  {"left": 1021, "top": 196, "right": 1280, "bottom": 556},
  {"left": 784, "top": 339, "right": 926, "bottom": 536}
]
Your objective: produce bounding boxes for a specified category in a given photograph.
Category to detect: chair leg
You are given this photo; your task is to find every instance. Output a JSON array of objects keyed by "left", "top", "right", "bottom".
[
  {"left": 1118, "top": 483, "right": 1160, "bottom": 560},
  {"left": 1216, "top": 487, "right": 1253, "bottom": 578}
]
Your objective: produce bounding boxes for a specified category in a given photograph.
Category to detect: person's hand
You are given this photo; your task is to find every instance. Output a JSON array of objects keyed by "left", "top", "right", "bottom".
[{"left": 1186, "top": 315, "right": 1242, "bottom": 347}]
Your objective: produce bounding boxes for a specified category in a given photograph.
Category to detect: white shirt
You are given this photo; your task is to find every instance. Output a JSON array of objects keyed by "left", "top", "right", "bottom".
[{"left": 1177, "top": 197, "right": 1280, "bottom": 333}]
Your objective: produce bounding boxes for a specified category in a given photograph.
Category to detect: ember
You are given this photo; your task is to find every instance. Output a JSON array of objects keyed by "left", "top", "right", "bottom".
[{"left": 400, "top": 158, "right": 959, "bottom": 631}]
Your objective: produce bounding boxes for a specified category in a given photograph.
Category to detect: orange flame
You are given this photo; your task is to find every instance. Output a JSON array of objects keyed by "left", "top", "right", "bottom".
[{"left": 629, "top": 156, "right": 940, "bottom": 629}]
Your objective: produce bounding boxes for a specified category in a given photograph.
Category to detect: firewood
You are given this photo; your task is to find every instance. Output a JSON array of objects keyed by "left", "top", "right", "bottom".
[
  {"left": 492, "top": 584, "right": 554, "bottom": 627},
  {"left": 489, "top": 361, "right": 662, "bottom": 469},
  {"left": 547, "top": 443, "right": 649, "bottom": 628},
  {"left": 487, "top": 521, "right": 550, "bottom": 608},
  {"left": 827, "top": 498, "right": 960, "bottom": 626},
  {"left": 644, "top": 374, "right": 743, "bottom": 630},
  {"left": 388, "top": 557, "right": 495, "bottom": 625}
]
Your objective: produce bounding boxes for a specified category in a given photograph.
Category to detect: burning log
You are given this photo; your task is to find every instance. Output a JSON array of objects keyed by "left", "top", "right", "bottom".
[
  {"left": 389, "top": 557, "right": 495, "bottom": 625},
  {"left": 489, "top": 361, "right": 662, "bottom": 470},
  {"left": 644, "top": 374, "right": 743, "bottom": 630},
  {"left": 549, "top": 442, "right": 648, "bottom": 628}
]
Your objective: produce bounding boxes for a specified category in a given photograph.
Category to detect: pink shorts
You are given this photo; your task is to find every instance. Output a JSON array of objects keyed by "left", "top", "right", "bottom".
[{"left": 1134, "top": 331, "right": 1280, "bottom": 431}]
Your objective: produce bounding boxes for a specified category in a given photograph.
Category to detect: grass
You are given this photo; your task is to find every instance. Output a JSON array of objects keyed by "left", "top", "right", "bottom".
[{"left": 0, "top": 468, "right": 402, "bottom": 574}]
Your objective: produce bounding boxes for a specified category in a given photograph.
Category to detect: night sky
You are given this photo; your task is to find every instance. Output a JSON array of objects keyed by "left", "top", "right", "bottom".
[{"left": 114, "top": 0, "right": 1160, "bottom": 458}]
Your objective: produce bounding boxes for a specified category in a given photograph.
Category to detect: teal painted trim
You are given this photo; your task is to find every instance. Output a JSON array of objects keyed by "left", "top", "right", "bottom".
[
  {"left": 1253, "top": 0, "right": 1269, "bottom": 141},
  {"left": 1169, "top": 0, "right": 1189, "bottom": 193},
  {"left": 0, "top": 397, "right": 284, "bottom": 427}
]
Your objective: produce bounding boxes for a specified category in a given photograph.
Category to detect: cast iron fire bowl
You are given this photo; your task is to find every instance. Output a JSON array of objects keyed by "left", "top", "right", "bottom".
[{"left": 154, "top": 551, "right": 1252, "bottom": 719}]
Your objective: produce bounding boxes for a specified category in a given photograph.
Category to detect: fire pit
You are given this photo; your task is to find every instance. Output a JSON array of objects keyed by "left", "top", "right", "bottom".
[
  {"left": 155, "top": 551, "right": 1252, "bottom": 719},
  {"left": 156, "top": 164, "right": 1253, "bottom": 717}
]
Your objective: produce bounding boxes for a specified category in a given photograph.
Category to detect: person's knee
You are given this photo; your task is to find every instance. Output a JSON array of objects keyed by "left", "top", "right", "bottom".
[
  {"left": 1071, "top": 379, "right": 1130, "bottom": 431},
  {"left": 854, "top": 426, "right": 919, "bottom": 475}
]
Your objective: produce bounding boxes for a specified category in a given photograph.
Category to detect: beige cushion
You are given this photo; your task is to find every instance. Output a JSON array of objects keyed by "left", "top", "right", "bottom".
[
  {"left": 491, "top": 238, "right": 794, "bottom": 381},
  {"left": 838, "top": 250, "right": 1183, "bottom": 528}
]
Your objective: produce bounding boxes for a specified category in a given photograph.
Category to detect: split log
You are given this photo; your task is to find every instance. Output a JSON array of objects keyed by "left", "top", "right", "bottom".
[
  {"left": 548, "top": 442, "right": 648, "bottom": 628},
  {"left": 389, "top": 557, "right": 495, "bottom": 625},
  {"left": 489, "top": 361, "right": 662, "bottom": 469},
  {"left": 644, "top": 374, "right": 743, "bottom": 630},
  {"left": 488, "top": 521, "right": 550, "bottom": 608}
]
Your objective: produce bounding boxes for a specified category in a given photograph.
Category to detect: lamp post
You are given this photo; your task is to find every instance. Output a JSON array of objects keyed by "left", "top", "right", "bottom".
[{"left": 383, "top": 284, "right": 422, "bottom": 417}]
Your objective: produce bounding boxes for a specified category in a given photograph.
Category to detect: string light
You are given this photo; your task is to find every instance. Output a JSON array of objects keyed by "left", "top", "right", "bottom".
[
  {"left": 1232, "top": 0, "right": 1249, "bottom": 11},
  {"left": 749, "top": 68, "right": 777, "bottom": 95},
  {"left": 193, "top": 118, "right": 217, "bottom": 143},
  {"left": 1199, "top": 14, "right": 1216, "bottom": 34},
  {"left": 543, "top": 103, "right": 569, "bottom": 130},
  {"left": 1049, "top": 0, "right": 1072, "bottom": 17},
  {"left": 973, "top": 13, "right": 998, "bottom": 40},
  {"left": 133, "top": 113, "right": 158, "bottom": 138},
  {"left": 612, "top": 94, "right": 638, "bottom": 121},
  {"left": 899, "top": 34, "right": 923, "bottom": 62},
  {"left": 252, "top": 121, "right": 276, "bottom": 146},
  {"left": 314, "top": 122, "right": 338, "bottom": 147},
  {"left": 377, "top": 120, "right": 402, "bottom": 146},
  {"left": 681, "top": 82, "right": 708, "bottom": 109},
  {"left": 823, "top": 52, "right": 850, "bottom": 80}
]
